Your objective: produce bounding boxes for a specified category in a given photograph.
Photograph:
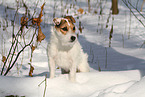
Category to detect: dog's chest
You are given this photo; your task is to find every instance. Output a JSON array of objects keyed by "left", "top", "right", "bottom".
[{"left": 55, "top": 51, "right": 73, "bottom": 69}]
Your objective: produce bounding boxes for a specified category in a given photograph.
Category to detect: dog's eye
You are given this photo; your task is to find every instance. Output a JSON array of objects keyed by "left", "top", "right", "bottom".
[
  {"left": 73, "top": 27, "right": 75, "bottom": 30},
  {"left": 61, "top": 27, "right": 68, "bottom": 31}
]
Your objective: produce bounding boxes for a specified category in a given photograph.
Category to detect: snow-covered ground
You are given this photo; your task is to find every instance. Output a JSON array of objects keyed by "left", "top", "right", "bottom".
[{"left": 0, "top": 0, "right": 145, "bottom": 97}]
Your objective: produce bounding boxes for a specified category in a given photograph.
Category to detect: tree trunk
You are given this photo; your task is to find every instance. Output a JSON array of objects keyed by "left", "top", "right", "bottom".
[{"left": 112, "top": 0, "right": 119, "bottom": 15}]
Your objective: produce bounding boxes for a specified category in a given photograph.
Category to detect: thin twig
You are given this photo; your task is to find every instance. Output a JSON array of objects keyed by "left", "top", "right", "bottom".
[
  {"left": 38, "top": 74, "right": 47, "bottom": 97},
  {"left": 128, "top": 1, "right": 145, "bottom": 20},
  {"left": 1, "top": 0, "right": 45, "bottom": 76},
  {"left": 1, "top": 29, "right": 21, "bottom": 75},
  {"left": 4, "top": 27, "right": 37, "bottom": 76},
  {"left": 122, "top": 0, "right": 145, "bottom": 27}
]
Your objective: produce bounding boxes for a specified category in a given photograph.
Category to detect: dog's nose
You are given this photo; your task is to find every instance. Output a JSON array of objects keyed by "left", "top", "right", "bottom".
[{"left": 70, "top": 36, "right": 76, "bottom": 42}]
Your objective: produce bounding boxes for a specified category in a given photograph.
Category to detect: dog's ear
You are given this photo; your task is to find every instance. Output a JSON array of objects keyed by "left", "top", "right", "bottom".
[
  {"left": 64, "top": 16, "right": 76, "bottom": 23},
  {"left": 53, "top": 18, "right": 62, "bottom": 26}
]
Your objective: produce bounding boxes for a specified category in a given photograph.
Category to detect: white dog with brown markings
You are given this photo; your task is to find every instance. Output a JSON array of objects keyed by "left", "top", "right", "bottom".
[{"left": 47, "top": 16, "right": 90, "bottom": 82}]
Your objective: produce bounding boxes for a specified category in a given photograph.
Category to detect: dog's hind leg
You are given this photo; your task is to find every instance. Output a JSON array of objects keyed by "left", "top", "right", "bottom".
[{"left": 78, "top": 53, "right": 90, "bottom": 72}]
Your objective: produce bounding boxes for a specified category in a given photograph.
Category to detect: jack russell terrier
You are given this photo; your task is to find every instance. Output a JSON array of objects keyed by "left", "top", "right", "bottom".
[{"left": 47, "top": 16, "right": 90, "bottom": 82}]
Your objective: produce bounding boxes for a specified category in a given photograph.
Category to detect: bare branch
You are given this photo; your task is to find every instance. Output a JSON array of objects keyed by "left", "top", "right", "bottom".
[{"left": 122, "top": 0, "right": 145, "bottom": 27}]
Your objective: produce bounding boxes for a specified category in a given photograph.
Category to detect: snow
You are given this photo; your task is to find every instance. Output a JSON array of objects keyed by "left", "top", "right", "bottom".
[
  {"left": 121, "top": 76, "right": 145, "bottom": 97},
  {"left": 0, "top": 70, "right": 141, "bottom": 97},
  {"left": 0, "top": 0, "right": 145, "bottom": 97}
]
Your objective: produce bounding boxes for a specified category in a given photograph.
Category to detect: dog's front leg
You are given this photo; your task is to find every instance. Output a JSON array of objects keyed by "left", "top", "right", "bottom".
[
  {"left": 49, "top": 56, "right": 56, "bottom": 79},
  {"left": 69, "top": 64, "right": 76, "bottom": 82}
]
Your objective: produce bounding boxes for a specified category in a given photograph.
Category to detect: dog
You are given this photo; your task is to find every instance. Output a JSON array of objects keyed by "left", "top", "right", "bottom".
[{"left": 47, "top": 16, "right": 90, "bottom": 82}]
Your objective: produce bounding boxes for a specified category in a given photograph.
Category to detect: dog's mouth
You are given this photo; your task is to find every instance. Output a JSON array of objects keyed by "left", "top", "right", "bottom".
[{"left": 70, "top": 40, "right": 75, "bottom": 42}]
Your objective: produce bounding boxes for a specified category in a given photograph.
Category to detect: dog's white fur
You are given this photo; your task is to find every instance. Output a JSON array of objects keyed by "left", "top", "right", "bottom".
[{"left": 47, "top": 17, "right": 90, "bottom": 82}]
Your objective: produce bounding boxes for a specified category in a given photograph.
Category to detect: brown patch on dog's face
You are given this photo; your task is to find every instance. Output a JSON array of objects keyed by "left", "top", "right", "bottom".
[
  {"left": 53, "top": 17, "right": 76, "bottom": 35},
  {"left": 64, "top": 16, "right": 76, "bottom": 23}
]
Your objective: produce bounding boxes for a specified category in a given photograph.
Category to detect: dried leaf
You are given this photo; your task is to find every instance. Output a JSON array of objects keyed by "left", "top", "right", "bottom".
[
  {"left": 32, "top": 18, "right": 42, "bottom": 26},
  {"left": 2, "top": 56, "right": 6, "bottom": 63},
  {"left": 32, "top": 18, "right": 38, "bottom": 25},
  {"left": 32, "top": 3, "right": 45, "bottom": 26},
  {"left": 77, "top": 8, "right": 84, "bottom": 14},
  {"left": 38, "top": 3, "right": 45, "bottom": 25},
  {"left": 31, "top": 45, "right": 35, "bottom": 52},
  {"left": 37, "top": 27, "right": 45, "bottom": 42},
  {"left": 20, "top": 16, "right": 28, "bottom": 31},
  {"left": 79, "top": 27, "right": 82, "bottom": 33},
  {"left": 29, "top": 65, "right": 34, "bottom": 77},
  {"left": 33, "top": 3, "right": 45, "bottom": 43},
  {"left": 41, "top": 3, "right": 45, "bottom": 13}
]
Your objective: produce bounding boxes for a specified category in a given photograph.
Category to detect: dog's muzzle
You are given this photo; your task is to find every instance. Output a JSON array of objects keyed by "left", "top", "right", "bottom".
[{"left": 70, "top": 36, "right": 76, "bottom": 42}]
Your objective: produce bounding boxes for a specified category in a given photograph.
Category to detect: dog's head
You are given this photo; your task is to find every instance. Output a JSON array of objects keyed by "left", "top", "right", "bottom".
[{"left": 53, "top": 16, "right": 77, "bottom": 47}]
